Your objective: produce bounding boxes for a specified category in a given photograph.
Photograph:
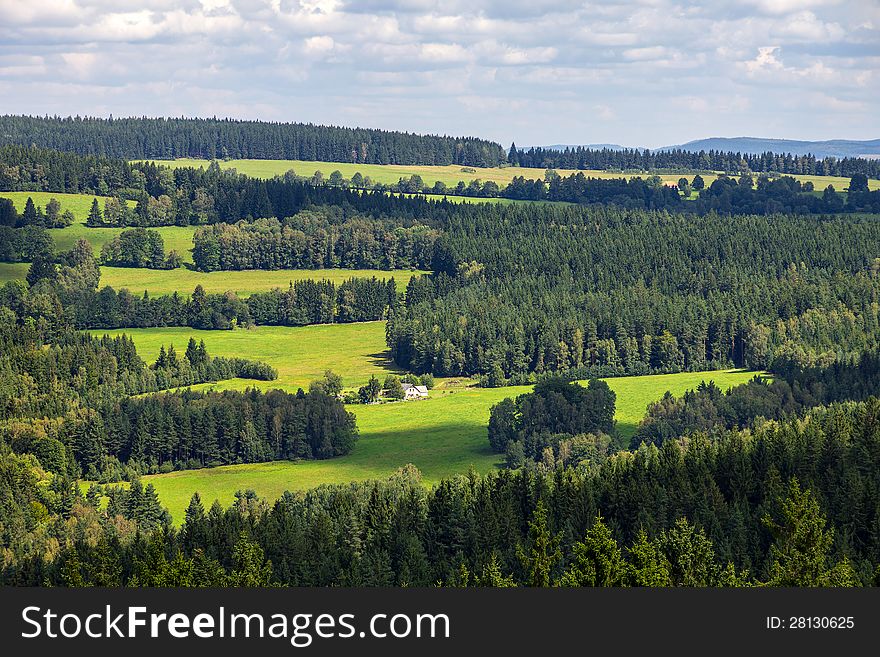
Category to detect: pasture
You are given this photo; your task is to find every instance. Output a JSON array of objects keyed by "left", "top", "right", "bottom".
[
  {"left": 138, "top": 158, "right": 880, "bottom": 194},
  {"left": 98, "top": 266, "right": 426, "bottom": 297},
  {"left": 97, "top": 322, "right": 401, "bottom": 390},
  {"left": 99, "top": 322, "right": 759, "bottom": 522},
  {"left": 0, "top": 192, "right": 196, "bottom": 260}
]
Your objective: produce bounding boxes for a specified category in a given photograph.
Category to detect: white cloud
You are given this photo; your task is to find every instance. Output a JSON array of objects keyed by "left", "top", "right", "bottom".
[{"left": 743, "top": 46, "right": 783, "bottom": 74}]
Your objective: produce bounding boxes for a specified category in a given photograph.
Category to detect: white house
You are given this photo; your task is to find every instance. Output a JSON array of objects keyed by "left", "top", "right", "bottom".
[{"left": 401, "top": 383, "right": 429, "bottom": 400}]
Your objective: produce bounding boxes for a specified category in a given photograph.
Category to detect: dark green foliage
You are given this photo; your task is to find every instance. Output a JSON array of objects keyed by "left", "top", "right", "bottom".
[
  {"left": 633, "top": 351, "right": 880, "bottom": 448},
  {"left": 0, "top": 225, "right": 54, "bottom": 263},
  {"left": 0, "top": 115, "right": 506, "bottom": 167},
  {"left": 100, "top": 228, "right": 172, "bottom": 269},
  {"left": 65, "top": 276, "right": 397, "bottom": 330},
  {"left": 6, "top": 396, "right": 879, "bottom": 587},
  {"left": 192, "top": 215, "right": 438, "bottom": 272},
  {"left": 358, "top": 375, "right": 382, "bottom": 404},
  {"left": 512, "top": 145, "right": 880, "bottom": 181},
  {"left": 388, "top": 204, "right": 880, "bottom": 378},
  {"left": 488, "top": 378, "right": 616, "bottom": 464},
  {"left": 104, "top": 387, "right": 357, "bottom": 469}
]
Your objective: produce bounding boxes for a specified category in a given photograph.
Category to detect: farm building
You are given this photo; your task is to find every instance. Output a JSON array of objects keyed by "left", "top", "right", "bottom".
[{"left": 402, "top": 383, "right": 429, "bottom": 400}]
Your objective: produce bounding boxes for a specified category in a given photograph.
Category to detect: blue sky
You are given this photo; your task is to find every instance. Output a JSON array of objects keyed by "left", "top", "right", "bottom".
[{"left": 0, "top": 0, "right": 877, "bottom": 148}]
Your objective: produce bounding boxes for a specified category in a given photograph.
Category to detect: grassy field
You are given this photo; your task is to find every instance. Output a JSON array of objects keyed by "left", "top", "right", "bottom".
[
  {"left": 98, "top": 322, "right": 401, "bottom": 390},
  {"left": 0, "top": 262, "right": 425, "bottom": 296},
  {"left": 0, "top": 192, "right": 196, "bottom": 260},
  {"left": 142, "top": 158, "right": 880, "bottom": 193},
  {"left": 141, "top": 367, "right": 757, "bottom": 523},
  {"left": 97, "top": 266, "right": 426, "bottom": 297},
  {"left": 0, "top": 262, "right": 29, "bottom": 284},
  {"left": 0, "top": 191, "right": 116, "bottom": 222},
  {"left": 95, "top": 322, "right": 759, "bottom": 522}
]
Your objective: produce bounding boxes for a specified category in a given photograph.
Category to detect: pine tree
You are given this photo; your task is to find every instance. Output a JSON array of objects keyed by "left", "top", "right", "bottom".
[
  {"left": 87, "top": 197, "right": 103, "bottom": 226},
  {"left": 560, "top": 514, "right": 628, "bottom": 586},
  {"left": 22, "top": 197, "right": 38, "bottom": 224},
  {"left": 516, "top": 500, "right": 562, "bottom": 587},
  {"left": 764, "top": 479, "right": 853, "bottom": 586}
]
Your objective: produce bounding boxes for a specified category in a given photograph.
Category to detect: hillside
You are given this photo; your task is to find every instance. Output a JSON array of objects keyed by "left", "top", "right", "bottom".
[{"left": 661, "top": 137, "right": 880, "bottom": 159}]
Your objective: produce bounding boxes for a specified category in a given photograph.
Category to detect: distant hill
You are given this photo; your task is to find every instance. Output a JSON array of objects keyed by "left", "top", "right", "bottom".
[
  {"left": 527, "top": 143, "right": 637, "bottom": 152},
  {"left": 658, "top": 137, "right": 880, "bottom": 159}
]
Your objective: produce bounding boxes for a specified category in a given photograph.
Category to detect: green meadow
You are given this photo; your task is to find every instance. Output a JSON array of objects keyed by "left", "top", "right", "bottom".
[
  {"left": 0, "top": 191, "right": 114, "bottom": 221},
  {"left": 1, "top": 191, "right": 197, "bottom": 260},
  {"left": 0, "top": 262, "right": 29, "bottom": 283},
  {"left": 98, "top": 266, "right": 426, "bottom": 297},
  {"left": 141, "top": 158, "right": 879, "bottom": 193},
  {"left": 142, "top": 367, "right": 757, "bottom": 523},
  {"left": 96, "top": 322, "right": 759, "bottom": 522},
  {"left": 97, "top": 322, "right": 401, "bottom": 390},
  {"left": 0, "top": 262, "right": 426, "bottom": 296}
]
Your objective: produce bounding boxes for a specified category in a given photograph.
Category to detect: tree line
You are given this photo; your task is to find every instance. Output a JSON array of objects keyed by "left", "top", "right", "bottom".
[
  {"left": 633, "top": 350, "right": 880, "bottom": 449},
  {"left": 66, "top": 277, "right": 399, "bottom": 330},
  {"left": 99, "top": 227, "right": 182, "bottom": 269},
  {"left": 0, "top": 196, "right": 74, "bottom": 228},
  {"left": 470, "top": 172, "right": 878, "bottom": 214},
  {"left": 94, "top": 387, "right": 358, "bottom": 477},
  {"left": 0, "top": 115, "right": 507, "bottom": 167},
  {"left": 488, "top": 378, "right": 617, "bottom": 467},
  {"left": 509, "top": 143, "right": 880, "bottom": 180},
  {"left": 0, "top": 145, "right": 447, "bottom": 227},
  {"left": 192, "top": 214, "right": 438, "bottom": 271}
]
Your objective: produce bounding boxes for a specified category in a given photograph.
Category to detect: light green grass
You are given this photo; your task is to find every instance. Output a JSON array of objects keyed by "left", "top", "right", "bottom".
[
  {"left": 53, "top": 223, "right": 196, "bottom": 262},
  {"left": 0, "top": 192, "right": 196, "bottom": 261},
  {"left": 0, "top": 262, "right": 423, "bottom": 296},
  {"left": 97, "top": 323, "right": 401, "bottom": 390},
  {"left": 142, "top": 159, "right": 880, "bottom": 194},
  {"left": 103, "top": 323, "right": 759, "bottom": 521},
  {"left": 0, "top": 191, "right": 116, "bottom": 222},
  {"left": 97, "top": 267, "right": 426, "bottom": 297},
  {"left": 0, "top": 262, "right": 29, "bottom": 284}
]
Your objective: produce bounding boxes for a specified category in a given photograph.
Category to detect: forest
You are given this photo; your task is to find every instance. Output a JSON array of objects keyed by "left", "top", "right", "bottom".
[
  {"left": 66, "top": 277, "right": 399, "bottom": 330},
  {"left": 0, "top": 274, "right": 356, "bottom": 484},
  {"left": 632, "top": 351, "right": 880, "bottom": 448},
  {"left": 191, "top": 215, "right": 438, "bottom": 272},
  {"left": 1, "top": 115, "right": 878, "bottom": 181},
  {"left": 500, "top": 172, "right": 880, "bottom": 214},
  {"left": 509, "top": 143, "right": 880, "bottom": 179},
  {"left": 0, "top": 115, "right": 507, "bottom": 167},
  {"left": 387, "top": 204, "right": 880, "bottom": 379},
  {"left": 2, "top": 124, "right": 880, "bottom": 590}
]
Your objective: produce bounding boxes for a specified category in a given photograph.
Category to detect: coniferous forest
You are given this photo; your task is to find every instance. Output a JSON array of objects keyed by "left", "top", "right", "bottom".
[{"left": 0, "top": 115, "right": 507, "bottom": 167}]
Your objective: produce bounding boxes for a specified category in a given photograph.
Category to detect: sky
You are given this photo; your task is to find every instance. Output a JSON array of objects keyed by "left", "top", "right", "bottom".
[{"left": 0, "top": 0, "right": 877, "bottom": 149}]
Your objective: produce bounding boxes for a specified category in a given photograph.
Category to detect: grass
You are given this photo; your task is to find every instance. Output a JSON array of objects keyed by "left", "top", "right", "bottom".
[
  {"left": 0, "top": 262, "right": 423, "bottom": 296},
  {"left": 0, "top": 192, "right": 196, "bottom": 261},
  {"left": 97, "top": 267, "right": 426, "bottom": 297},
  {"left": 98, "top": 322, "right": 759, "bottom": 522},
  {"left": 97, "top": 322, "right": 401, "bottom": 390},
  {"left": 0, "top": 262, "right": 29, "bottom": 284},
  {"left": 141, "top": 158, "right": 880, "bottom": 193},
  {"left": 0, "top": 191, "right": 116, "bottom": 222}
]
